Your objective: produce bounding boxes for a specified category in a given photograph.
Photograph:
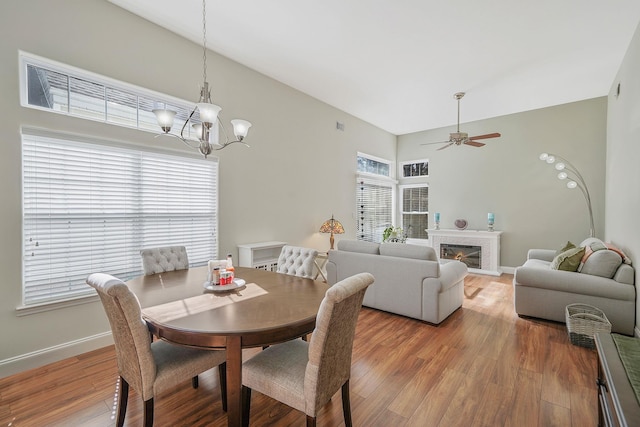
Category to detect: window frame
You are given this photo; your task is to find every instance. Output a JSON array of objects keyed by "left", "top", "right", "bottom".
[
  {"left": 19, "top": 127, "right": 219, "bottom": 315},
  {"left": 399, "top": 183, "right": 429, "bottom": 241},
  {"left": 356, "top": 152, "right": 397, "bottom": 243},
  {"left": 400, "top": 159, "right": 429, "bottom": 179},
  {"left": 18, "top": 51, "right": 200, "bottom": 139}
]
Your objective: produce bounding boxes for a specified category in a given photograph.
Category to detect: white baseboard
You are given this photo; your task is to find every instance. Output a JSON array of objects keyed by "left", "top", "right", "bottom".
[
  {"left": 0, "top": 331, "right": 113, "bottom": 379},
  {"left": 500, "top": 266, "right": 515, "bottom": 275}
]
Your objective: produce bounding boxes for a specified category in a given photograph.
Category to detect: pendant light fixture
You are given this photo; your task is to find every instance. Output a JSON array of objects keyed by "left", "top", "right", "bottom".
[{"left": 153, "top": 0, "right": 252, "bottom": 158}]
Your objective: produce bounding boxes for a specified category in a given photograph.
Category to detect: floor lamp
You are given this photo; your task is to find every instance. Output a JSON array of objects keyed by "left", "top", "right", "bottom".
[{"left": 539, "top": 153, "right": 595, "bottom": 238}]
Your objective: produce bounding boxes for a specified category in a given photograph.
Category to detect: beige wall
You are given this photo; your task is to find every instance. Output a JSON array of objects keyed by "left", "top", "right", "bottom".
[
  {"left": 606, "top": 21, "right": 640, "bottom": 335},
  {"left": 398, "top": 98, "right": 608, "bottom": 268},
  {"left": 0, "top": 0, "right": 395, "bottom": 376},
  {"left": 1, "top": 0, "right": 636, "bottom": 376}
]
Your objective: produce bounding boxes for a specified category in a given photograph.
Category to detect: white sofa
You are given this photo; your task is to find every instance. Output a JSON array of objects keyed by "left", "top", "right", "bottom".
[
  {"left": 326, "top": 240, "right": 468, "bottom": 324},
  {"left": 513, "top": 237, "right": 636, "bottom": 335}
]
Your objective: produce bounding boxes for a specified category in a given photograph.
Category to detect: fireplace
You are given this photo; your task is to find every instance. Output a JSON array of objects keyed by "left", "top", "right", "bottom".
[
  {"left": 429, "top": 229, "right": 503, "bottom": 276},
  {"left": 440, "top": 243, "right": 481, "bottom": 269}
]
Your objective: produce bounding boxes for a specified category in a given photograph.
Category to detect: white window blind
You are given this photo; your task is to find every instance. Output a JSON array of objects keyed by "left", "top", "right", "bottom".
[
  {"left": 357, "top": 178, "right": 393, "bottom": 243},
  {"left": 401, "top": 185, "right": 429, "bottom": 239},
  {"left": 22, "top": 130, "right": 218, "bottom": 306}
]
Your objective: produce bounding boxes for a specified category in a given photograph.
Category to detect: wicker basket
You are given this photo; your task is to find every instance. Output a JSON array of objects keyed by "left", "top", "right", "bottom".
[{"left": 565, "top": 303, "right": 611, "bottom": 349}]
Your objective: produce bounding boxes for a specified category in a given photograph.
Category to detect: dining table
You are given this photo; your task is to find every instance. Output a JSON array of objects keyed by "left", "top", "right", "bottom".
[{"left": 126, "top": 265, "right": 330, "bottom": 427}]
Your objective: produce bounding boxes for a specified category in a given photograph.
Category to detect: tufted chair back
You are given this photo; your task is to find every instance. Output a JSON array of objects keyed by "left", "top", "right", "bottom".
[
  {"left": 276, "top": 245, "right": 318, "bottom": 279},
  {"left": 140, "top": 246, "right": 189, "bottom": 276}
]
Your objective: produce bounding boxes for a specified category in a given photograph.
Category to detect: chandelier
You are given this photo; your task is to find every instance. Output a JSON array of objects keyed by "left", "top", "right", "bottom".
[{"left": 152, "top": 0, "right": 252, "bottom": 158}]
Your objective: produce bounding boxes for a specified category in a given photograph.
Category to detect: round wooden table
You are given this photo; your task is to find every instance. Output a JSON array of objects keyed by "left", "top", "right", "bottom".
[{"left": 126, "top": 266, "right": 329, "bottom": 427}]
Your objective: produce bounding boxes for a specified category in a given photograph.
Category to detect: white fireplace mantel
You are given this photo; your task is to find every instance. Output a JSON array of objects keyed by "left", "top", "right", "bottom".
[{"left": 428, "top": 229, "right": 503, "bottom": 276}]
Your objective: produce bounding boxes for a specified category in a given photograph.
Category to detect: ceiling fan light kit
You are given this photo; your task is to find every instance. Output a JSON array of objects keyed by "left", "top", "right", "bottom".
[{"left": 422, "top": 92, "right": 501, "bottom": 150}]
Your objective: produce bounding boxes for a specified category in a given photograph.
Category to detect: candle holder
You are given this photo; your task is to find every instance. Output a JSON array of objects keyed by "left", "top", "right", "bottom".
[
  {"left": 487, "top": 212, "right": 495, "bottom": 232},
  {"left": 434, "top": 212, "right": 440, "bottom": 230}
]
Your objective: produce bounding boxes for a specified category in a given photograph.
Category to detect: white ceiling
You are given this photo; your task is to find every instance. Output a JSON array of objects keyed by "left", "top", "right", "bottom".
[{"left": 108, "top": 0, "right": 640, "bottom": 136}]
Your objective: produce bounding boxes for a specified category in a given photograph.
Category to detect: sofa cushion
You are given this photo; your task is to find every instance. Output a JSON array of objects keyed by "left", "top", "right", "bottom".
[
  {"left": 379, "top": 242, "right": 437, "bottom": 261},
  {"left": 581, "top": 250, "right": 623, "bottom": 279},
  {"left": 551, "top": 246, "right": 585, "bottom": 272},
  {"left": 336, "top": 240, "right": 380, "bottom": 254}
]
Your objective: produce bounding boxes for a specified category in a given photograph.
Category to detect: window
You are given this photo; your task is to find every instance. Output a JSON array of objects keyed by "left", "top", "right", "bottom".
[
  {"left": 400, "top": 185, "right": 429, "bottom": 239},
  {"left": 20, "top": 51, "right": 200, "bottom": 139},
  {"left": 21, "top": 129, "right": 218, "bottom": 308},
  {"left": 356, "top": 153, "right": 395, "bottom": 243},
  {"left": 401, "top": 159, "right": 428, "bottom": 178}
]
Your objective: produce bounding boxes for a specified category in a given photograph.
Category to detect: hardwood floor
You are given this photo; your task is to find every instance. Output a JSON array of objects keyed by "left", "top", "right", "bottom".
[{"left": 0, "top": 273, "right": 598, "bottom": 426}]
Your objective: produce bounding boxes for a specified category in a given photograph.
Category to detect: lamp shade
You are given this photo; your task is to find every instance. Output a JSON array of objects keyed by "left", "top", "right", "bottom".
[
  {"left": 319, "top": 215, "right": 344, "bottom": 250},
  {"left": 231, "top": 119, "right": 252, "bottom": 140}
]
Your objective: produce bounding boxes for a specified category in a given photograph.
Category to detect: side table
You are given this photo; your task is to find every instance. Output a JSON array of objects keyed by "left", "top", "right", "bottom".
[{"left": 314, "top": 251, "right": 328, "bottom": 282}]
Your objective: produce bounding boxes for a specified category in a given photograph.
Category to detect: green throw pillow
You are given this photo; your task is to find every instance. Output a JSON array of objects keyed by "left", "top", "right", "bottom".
[
  {"left": 551, "top": 246, "right": 585, "bottom": 271},
  {"left": 556, "top": 241, "right": 576, "bottom": 255}
]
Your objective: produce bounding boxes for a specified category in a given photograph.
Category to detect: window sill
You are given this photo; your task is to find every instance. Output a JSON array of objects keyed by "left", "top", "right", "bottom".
[{"left": 16, "top": 294, "right": 100, "bottom": 317}]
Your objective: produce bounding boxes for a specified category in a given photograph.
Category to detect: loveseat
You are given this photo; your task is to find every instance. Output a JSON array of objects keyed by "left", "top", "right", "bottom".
[
  {"left": 326, "top": 240, "right": 468, "bottom": 324},
  {"left": 513, "top": 237, "right": 635, "bottom": 334}
]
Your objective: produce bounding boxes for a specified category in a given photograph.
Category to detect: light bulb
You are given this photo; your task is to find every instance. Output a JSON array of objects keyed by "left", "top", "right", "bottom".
[
  {"left": 557, "top": 172, "right": 568, "bottom": 180},
  {"left": 546, "top": 155, "right": 555, "bottom": 164},
  {"left": 555, "top": 162, "right": 565, "bottom": 171},
  {"left": 539, "top": 153, "right": 549, "bottom": 161},
  {"left": 567, "top": 181, "right": 578, "bottom": 189}
]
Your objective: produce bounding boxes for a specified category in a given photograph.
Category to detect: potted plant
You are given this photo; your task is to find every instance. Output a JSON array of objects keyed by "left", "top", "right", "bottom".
[{"left": 382, "top": 226, "right": 406, "bottom": 243}]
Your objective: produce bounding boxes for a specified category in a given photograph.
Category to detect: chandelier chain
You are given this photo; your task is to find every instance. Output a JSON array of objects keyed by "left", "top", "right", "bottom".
[{"left": 202, "top": 0, "right": 207, "bottom": 84}]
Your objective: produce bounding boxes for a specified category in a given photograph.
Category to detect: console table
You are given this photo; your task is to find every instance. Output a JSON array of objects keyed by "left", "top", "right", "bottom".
[
  {"left": 428, "top": 229, "right": 502, "bottom": 276},
  {"left": 237, "top": 241, "right": 287, "bottom": 271},
  {"left": 595, "top": 333, "right": 640, "bottom": 427}
]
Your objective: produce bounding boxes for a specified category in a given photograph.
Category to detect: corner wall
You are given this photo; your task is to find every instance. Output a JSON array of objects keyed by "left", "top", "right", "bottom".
[
  {"left": 398, "top": 98, "right": 607, "bottom": 268},
  {"left": 606, "top": 20, "right": 640, "bottom": 334}
]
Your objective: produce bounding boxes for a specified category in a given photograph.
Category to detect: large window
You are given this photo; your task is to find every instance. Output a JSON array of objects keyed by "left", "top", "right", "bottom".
[
  {"left": 356, "top": 153, "right": 395, "bottom": 243},
  {"left": 21, "top": 129, "right": 218, "bottom": 308}
]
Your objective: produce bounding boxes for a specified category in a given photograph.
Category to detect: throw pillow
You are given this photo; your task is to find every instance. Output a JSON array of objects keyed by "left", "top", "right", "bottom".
[
  {"left": 581, "top": 250, "right": 623, "bottom": 278},
  {"left": 556, "top": 241, "right": 576, "bottom": 255},
  {"left": 605, "top": 243, "right": 632, "bottom": 265},
  {"left": 551, "top": 246, "right": 585, "bottom": 272}
]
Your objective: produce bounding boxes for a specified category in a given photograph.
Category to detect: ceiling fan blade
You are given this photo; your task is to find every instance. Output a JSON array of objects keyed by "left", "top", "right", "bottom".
[
  {"left": 468, "top": 132, "right": 501, "bottom": 141},
  {"left": 437, "top": 142, "right": 455, "bottom": 151},
  {"left": 464, "top": 140, "right": 485, "bottom": 147},
  {"left": 420, "top": 140, "right": 451, "bottom": 146}
]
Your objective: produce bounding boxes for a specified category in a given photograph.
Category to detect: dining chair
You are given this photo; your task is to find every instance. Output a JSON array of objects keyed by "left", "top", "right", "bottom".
[
  {"left": 86, "top": 273, "right": 227, "bottom": 427},
  {"left": 241, "top": 272, "right": 375, "bottom": 427},
  {"left": 140, "top": 245, "right": 189, "bottom": 275},
  {"left": 276, "top": 245, "right": 318, "bottom": 279}
]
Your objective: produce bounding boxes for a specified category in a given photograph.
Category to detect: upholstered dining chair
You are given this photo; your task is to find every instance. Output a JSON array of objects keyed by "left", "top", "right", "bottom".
[
  {"left": 276, "top": 245, "right": 318, "bottom": 279},
  {"left": 140, "top": 245, "right": 190, "bottom": 275},
  {"left": 241, "top": 272, "right": 375, "bottom": 427},
  {"left": 86, "top": 273, "right": 227, "bottom": 427}
]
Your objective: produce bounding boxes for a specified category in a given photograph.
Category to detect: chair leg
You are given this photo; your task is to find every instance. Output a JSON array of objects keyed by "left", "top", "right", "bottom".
[
  {"left": 306, "top": 415, "right": 317, "bottom": 427},
  {"left": 143, "top": 398, "right": 154, "bottom": 427},
  {"left": 241, "top": 386, "right": 251, "bottom": 427},
  {"left": 192, "top": 375, "right": 199, "bottom": 389},
  {"left": 341, "top": 380, "right": 352, "bottom": 427},
  {"left": 116, "top": 376, "right": 129, "bottom": 427},
  {"left": 219, "top": 363, "right": 228, "bottom": 412}
]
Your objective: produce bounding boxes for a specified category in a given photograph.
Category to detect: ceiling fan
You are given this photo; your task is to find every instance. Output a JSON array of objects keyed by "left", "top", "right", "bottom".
[{"left": 421, "top": 92, "right": 501, "bottom": 151}]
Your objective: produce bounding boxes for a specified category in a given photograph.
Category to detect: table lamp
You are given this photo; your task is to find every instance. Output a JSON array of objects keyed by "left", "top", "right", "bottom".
[{"left": 319, "top": 215, "right": 345, "bottom": 250}]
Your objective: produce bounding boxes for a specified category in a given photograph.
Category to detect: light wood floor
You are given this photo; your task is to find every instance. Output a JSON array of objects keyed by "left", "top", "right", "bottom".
[{"left": 0, "top": 273, "right": 598, "bottom": 426}]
